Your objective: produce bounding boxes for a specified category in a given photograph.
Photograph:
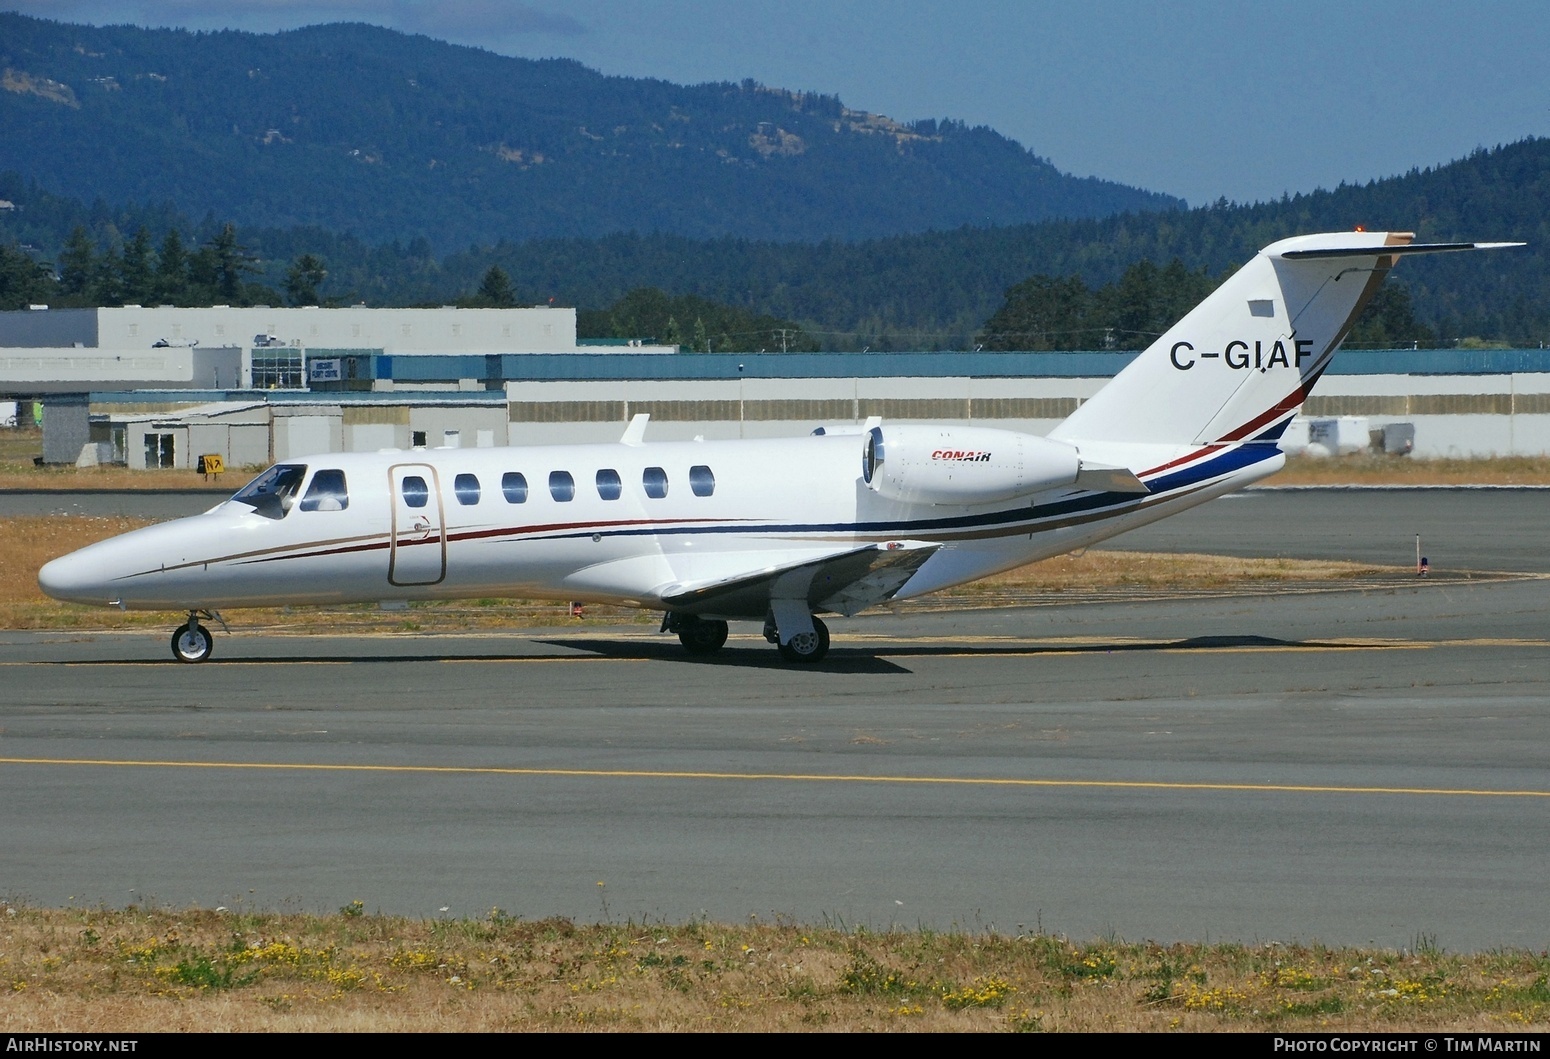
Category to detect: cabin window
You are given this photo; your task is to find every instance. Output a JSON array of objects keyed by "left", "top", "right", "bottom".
[
  {"left": 689, "top": 464, "right": 715, "bottom": 497},
  {"left": 596, "top": 468, "right": 622, "bottom": 500},
  {"left": 549, "top": 470, "right": 575, "bottom": 502},
  {"left": 454, "top": 473, "right": 481, "bottom": 505},
  {"left": 502, "top": 471, "right": 528, "bottom": 503},
  {"left": 232, "top": 464, "right": 307, "bottom": 520},
  {"left": 642, "top": 466, "right": 668, "bottom": 499},
  {"left": 299, "top": 469, "right": 349, "bottom": 512},
  {"left": 401, "top": 475, "right": 429, "bottom": 509}
]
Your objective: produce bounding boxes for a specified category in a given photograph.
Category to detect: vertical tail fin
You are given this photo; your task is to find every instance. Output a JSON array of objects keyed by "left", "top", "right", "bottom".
[{"left": 1049, "top": 232, "right": 1519, "bottom": 446}]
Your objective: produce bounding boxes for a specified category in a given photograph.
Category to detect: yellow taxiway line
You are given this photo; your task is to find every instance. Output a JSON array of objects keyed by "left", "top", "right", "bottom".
[{"left": 1, "top": 756, "right": 1545, "bottom": 799}]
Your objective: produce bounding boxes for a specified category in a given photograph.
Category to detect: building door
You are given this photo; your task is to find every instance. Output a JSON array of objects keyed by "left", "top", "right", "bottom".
[
  {"left": 388, "top": 463, "right": 446, "bottom": 586},
  {"left": 143, "top": 433, "right": 175, "bottom": 469}
]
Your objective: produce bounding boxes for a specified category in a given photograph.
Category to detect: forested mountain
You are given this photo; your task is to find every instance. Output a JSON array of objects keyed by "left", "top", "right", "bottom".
[
  {"left": 4, "top": 136, "right": 1545, "bottom": 348},
  {"left": 0, "top": 12, "right": 1180, "bottom": 248}
]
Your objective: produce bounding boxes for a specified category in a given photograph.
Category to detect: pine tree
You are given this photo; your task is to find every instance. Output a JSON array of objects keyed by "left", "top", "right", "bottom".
[
  {"left": 284, "top": 253, "right": 328, "bottom": 306},
  {"left": 58, "top": 227, "right": 95, "bottom": 299},
  {"left": 120, "top": 228, "right": 156, "bottom": 305},
  {"left": 91, "top": 242, "right": 125, "bottom": 306},
  {"left": 206, "top": 223, "right": 254, "bottom": 303},
  {"left": 475, "top": 265, "right": 515, "bottom": 307},
  {"left": 0, "top": 243, "right": 56, "bottom": 311},
  {"left": 155, "top": 229, "right": 188, "bottom": 305}
]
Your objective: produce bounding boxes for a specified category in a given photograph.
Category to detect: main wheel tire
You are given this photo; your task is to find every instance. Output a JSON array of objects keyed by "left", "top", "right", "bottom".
[
  {"left": 171, "top": 623, "right": 214, "bottom": 664},
  {"left": 777, "top": 616, "right": 830, "bottom": 663},
  {"left": 678, "top": 618, "right": 729, "bottom": 655}
]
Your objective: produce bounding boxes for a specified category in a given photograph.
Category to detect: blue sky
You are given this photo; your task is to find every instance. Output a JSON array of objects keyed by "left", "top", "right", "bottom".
[{"left": 9, "top": 1, "right": 1548, "bottom": 207}]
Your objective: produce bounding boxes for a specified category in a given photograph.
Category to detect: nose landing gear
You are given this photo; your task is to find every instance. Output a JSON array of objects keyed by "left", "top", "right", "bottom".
[{"left": 170, "top": 610, "right": 226, "bottom": 663}]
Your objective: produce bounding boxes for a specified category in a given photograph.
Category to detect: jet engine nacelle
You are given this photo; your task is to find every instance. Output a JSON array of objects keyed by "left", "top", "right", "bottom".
[{"left": 861, "top": 424, "right": 1082, "bottom": 505}]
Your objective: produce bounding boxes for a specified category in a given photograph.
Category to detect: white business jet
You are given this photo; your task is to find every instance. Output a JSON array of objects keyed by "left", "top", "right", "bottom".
[{"left": 39, "top": 231, "right": 1517, "bottom": 663}]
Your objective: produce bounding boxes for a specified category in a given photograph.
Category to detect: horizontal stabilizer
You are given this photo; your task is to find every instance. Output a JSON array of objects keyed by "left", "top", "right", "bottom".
[
  {"left": 1074, "top": 462, "right": 1150, "bottom": 494},
  {"left": 661, "top": 540, "right": 939, "bottom": 618},
  {"left": 1280, "top": 241, "right": 1524, "bottom": 260}
]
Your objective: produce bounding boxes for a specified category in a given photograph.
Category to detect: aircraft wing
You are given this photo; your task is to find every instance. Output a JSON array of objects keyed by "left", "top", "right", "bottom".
[{"left": 660, "top": 540, "right": 940, "bottom": 618}]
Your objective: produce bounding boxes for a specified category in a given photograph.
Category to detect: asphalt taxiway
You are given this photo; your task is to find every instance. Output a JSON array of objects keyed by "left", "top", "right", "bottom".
[{"left": 2, "top": 561, "right": 1546, "bottom": 949}]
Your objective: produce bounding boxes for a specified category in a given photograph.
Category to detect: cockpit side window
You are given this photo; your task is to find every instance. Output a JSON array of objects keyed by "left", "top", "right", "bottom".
[
  {"left": 231, "top": 464, "right": 307, "bottom": 520},
  {"left": 299, "top": 469, "right": 349, "bottom": 512}
]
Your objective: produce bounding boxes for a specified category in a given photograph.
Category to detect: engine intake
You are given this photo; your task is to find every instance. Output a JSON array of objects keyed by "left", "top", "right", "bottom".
[{"left": 861, "top": 424, "right": 1082, "bottom": 505}]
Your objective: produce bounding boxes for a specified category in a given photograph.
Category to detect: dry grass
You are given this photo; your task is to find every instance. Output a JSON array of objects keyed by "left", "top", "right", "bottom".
[
  {"left": 1, "top": 906, "right": 1544, "bottom": 1032},
  {"left": 0, "top": 429, "right": 237, "bottom": 491},
  {"left": 3, "top": 516, "right": 1415, "bottom": 633},
  {"left": 1268, "top": 453, "right": 1550, "bottom": 486}
]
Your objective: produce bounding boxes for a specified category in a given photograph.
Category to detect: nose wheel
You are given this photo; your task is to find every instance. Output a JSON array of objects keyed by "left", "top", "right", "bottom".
[{"left": 170, "top": 610, "right": 223, "bottom": 663}]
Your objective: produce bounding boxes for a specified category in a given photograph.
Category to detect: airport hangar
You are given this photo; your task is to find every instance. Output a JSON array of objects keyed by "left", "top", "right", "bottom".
[{"left": 3, "top": 305, "right": 1550, "bottom": 471}]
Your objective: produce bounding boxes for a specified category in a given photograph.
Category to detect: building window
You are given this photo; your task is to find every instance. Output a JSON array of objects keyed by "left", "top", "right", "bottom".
[
  {"left": 643, "top": 466, "right": 668, "bottom": 499},
  {"left": 548, "top": 471, "right": 575, "bottom": 502},
  {"left": 401, "top": 476, "right": 429, "bottom": 508},
  {"left": 251, "top": 347, "right": 303, "bottom": 388},
  {"left": 596, "top": 468, "right": 622, "bottom": 500},
  {"left": 412, "top": 430, "right": 427, "bottom": 447},
  {"left": 690, "top": 465, "right": 715, "bottom": 497},
  {"left": 454, "top": 473, "right": 481, "bottom": 505},
  {"left": 501, "top": 472, "right": 528, "bottom": 503}
]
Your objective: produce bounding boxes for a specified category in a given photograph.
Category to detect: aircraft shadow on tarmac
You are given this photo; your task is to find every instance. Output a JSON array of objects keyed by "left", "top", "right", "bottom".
[
  {"left": 38, "top": 633, "right": 1364, "bottom": 670},
  {"left": 530, "top": 633, "right": 1355, "bottom": 668}
]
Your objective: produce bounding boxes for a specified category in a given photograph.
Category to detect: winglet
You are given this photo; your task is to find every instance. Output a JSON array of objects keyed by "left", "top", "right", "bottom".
[{"left": 620, "top": 413, "right": 650, "bottom": 446}]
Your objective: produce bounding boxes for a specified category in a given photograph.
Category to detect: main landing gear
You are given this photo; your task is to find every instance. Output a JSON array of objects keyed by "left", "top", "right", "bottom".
[
  {"left": 170, "top": 610, "right": 226, "bottom": 664},
  {"left": 771, "top": 615, "right": 829, "bottom": 663},
  {"left": 661, "top": 609, "right": 831, "bottom": 663},
  {"left": 662, "top": 613, "right": 729, "bottom": 655}
]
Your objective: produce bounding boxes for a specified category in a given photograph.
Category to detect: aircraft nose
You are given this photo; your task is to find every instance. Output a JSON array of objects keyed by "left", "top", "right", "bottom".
[{"left": 38, "top": 551, "right": 108, "bottom": 605}]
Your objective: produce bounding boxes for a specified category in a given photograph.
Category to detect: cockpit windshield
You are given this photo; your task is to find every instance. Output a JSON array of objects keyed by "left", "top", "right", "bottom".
[{"left": 231, "top": 464, "right": 307, "bottom": 520}]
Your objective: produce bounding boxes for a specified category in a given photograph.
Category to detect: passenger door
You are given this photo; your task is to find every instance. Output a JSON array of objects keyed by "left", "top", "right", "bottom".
[{"left": 388, "top": 463, "right": 446, "bottom": 586}]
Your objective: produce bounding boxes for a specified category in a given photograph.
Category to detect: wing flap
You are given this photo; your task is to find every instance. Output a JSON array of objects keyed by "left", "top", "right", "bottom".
[{"left": 660, "top": 541, "right": 939, "bottom": 618}]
